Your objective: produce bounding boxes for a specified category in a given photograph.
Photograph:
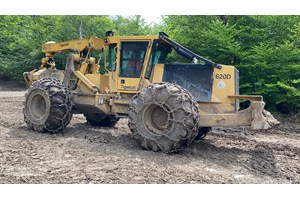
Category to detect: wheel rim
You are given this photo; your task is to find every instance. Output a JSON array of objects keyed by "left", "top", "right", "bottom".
[
  {"left": 31, "top": 93, "right": 46, "bottom": 119},
  {"left": 26, "top": 90, "right": 49, "bottom": 124},
  {"left": 143, "top": 104, "right": 172, "bottom": 135}
]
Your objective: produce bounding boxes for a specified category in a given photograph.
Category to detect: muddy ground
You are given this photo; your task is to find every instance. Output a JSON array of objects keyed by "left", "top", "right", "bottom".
[{"left": 0, "top": 89, "right": 299, "bottom": 184}]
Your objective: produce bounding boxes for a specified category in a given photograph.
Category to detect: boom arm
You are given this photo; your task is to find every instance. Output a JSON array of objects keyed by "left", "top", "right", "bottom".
[
  {"left": 39, "top": 36, "right": 107, "bottom": 70},
  {"left": 42, "top": 36, "right": 106, "bottom": 55},
  {"left": 159, "top": 32, "right": 222, "bottom": 69}
]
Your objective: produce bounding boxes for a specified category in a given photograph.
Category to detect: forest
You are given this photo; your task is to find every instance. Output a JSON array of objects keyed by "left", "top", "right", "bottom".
[{"left": 0, "top": 15, "right": 299, "bottom": 113}]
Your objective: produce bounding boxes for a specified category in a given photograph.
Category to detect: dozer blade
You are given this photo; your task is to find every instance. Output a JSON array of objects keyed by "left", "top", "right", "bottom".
[
  {"left": 199, "top": 97, "right": 280, "bottom": 130},
  {"left": 251, "top": 101, "right": 280, "bottom": 129}
]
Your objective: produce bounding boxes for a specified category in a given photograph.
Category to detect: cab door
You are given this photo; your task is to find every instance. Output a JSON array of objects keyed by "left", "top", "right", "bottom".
[{"left": 117, "top": 41, "right": 149, "bottom": 92}]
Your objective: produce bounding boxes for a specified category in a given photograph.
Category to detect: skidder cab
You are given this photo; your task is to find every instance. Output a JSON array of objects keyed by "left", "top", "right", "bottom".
[{"left": 23, "top": 31, "right": 279, "bottom": 153}]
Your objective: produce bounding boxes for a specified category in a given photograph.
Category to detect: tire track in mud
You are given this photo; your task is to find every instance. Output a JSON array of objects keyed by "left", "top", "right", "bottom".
[
  {"left": 0, "top": 90, "right": 300, "bottom": 183},
  {"left": 202, "top": 128, "right": 300, "bottom": 183}
]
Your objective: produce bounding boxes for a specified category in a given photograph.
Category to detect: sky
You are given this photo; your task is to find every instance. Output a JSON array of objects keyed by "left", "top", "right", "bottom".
[
  {"left": 123, "top": 15, "right": 163, "bottom": 25},
  {"left": 142, "top": 15, "right": 163, "bottom": 25}
]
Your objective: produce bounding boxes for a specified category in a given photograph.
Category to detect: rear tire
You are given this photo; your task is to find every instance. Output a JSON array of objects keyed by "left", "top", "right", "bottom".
[
  {"left": 128, "top": 82, "right": 199, "bottom": 153},
  {"left": 85, "top": 114, "right": 119, "bottom": 127},
  {"left": 23, "top": 78, "right": 73, "bottom": 133}
]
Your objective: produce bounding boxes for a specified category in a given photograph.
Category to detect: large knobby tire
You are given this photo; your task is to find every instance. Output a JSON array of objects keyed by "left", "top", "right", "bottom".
[
  {"left": 128, "top": 82, "right": 199, "bottom": 153},
  {"left": 84, "top": 114, "right": 119, "bottom": 127},
  {"left": 23, "top": 78, "right": 73, "bottom": 133}
]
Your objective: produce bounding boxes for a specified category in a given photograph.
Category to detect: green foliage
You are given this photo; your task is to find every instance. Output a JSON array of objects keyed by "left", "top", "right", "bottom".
[
  {"left": 237, "top": 17, "right": 300, "bottom": 113},
  {"left": 163, "top": 15, "right": 300, "bottom": 113},
  {"left": 0, "top": 15, "right": 299, "bottom": 113},
  {"left": 110, "top": 15, "right": 152, "bottom": 36},
  {"left": 0, "top": 15, "right": 151, "bottom": 82},
  {"left": 164, "top": 16, "right": 242, "bottom": 64}
]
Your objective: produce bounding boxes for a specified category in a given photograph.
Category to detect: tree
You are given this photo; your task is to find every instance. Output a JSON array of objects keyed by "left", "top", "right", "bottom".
[{"left": 163, "top": 15, "right": 300, "bottom": 113}]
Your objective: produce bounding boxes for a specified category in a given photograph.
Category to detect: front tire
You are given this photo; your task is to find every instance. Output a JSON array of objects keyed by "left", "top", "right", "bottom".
[
  {"left": 23, "top": 78, "right": 73, "bottom": 133},
  {"left": 128, "top": 82, "right": 199, "bottom": 153}
]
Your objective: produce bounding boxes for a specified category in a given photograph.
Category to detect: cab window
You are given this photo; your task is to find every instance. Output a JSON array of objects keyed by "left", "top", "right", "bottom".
[
  {"left": 108, "top": 44, "right": 117, "bottom": 71},
  {"left": 120, "top": 42, "right": 148, "bottom": 78},
  {"left": 145, "top": 41, "right": 171, "bottom": 79}
]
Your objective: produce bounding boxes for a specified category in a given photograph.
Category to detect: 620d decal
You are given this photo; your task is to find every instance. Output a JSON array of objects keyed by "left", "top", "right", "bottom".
[{"left": 215, "top": 74, "right": 231, "bottom": 79}]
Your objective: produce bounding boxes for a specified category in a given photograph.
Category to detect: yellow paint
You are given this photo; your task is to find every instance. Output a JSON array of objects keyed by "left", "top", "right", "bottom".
[
  {"left": 115, "top": 39, "right": 152, "bottom": 93},
  {"left": 212, "top": 65, "right": 236, "bottom": 102},
  {"left": 73, "top": 71, "right": 99, "bottom": 93},
  {"left": 42, "top": 36, "right": 106, "bottom": 54},
  {"left": 24, "top": 34, "right": 267, "bottom": 129},
  {"left": 207, "top": 65, "right": 237, "bottom": 113},
  {"left": 108, "top": 71, "right": 117, "bottom": 93},
  {"left": 150, "top": 64, "right": 164, "bottom": 83},
  {"left": 117, "top": 77, "right": 140, "bottom": 92},
  {"left": 85, "top": 74, "right": 100, "bottom": 88},
  {"left": 79, "top": 62, "right": 89, "bottom": 74},
  {"left": 106, "top": 36, "right": 159, "bottom": 44},
  {"left": 140, "top": 78, "right": 151, "bottom": 88}
]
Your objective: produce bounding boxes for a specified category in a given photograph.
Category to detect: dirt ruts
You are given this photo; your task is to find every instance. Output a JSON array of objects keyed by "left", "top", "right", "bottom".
[{"left": 0, "top": 90, "right": 299, "bottom": 183}]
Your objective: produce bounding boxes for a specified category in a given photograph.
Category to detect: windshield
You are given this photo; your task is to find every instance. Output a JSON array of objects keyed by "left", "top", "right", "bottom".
[
  {"left": 120, "top": 42, "right": 148, "bottom": 78},
  {"left": 145, "top": 40, "right": 171, "bottom": 79}
]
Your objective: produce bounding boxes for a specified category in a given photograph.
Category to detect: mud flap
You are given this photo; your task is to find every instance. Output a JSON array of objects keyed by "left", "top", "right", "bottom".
[{"left": 251, "top": 101, "right": 280, "bottom": 130}]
